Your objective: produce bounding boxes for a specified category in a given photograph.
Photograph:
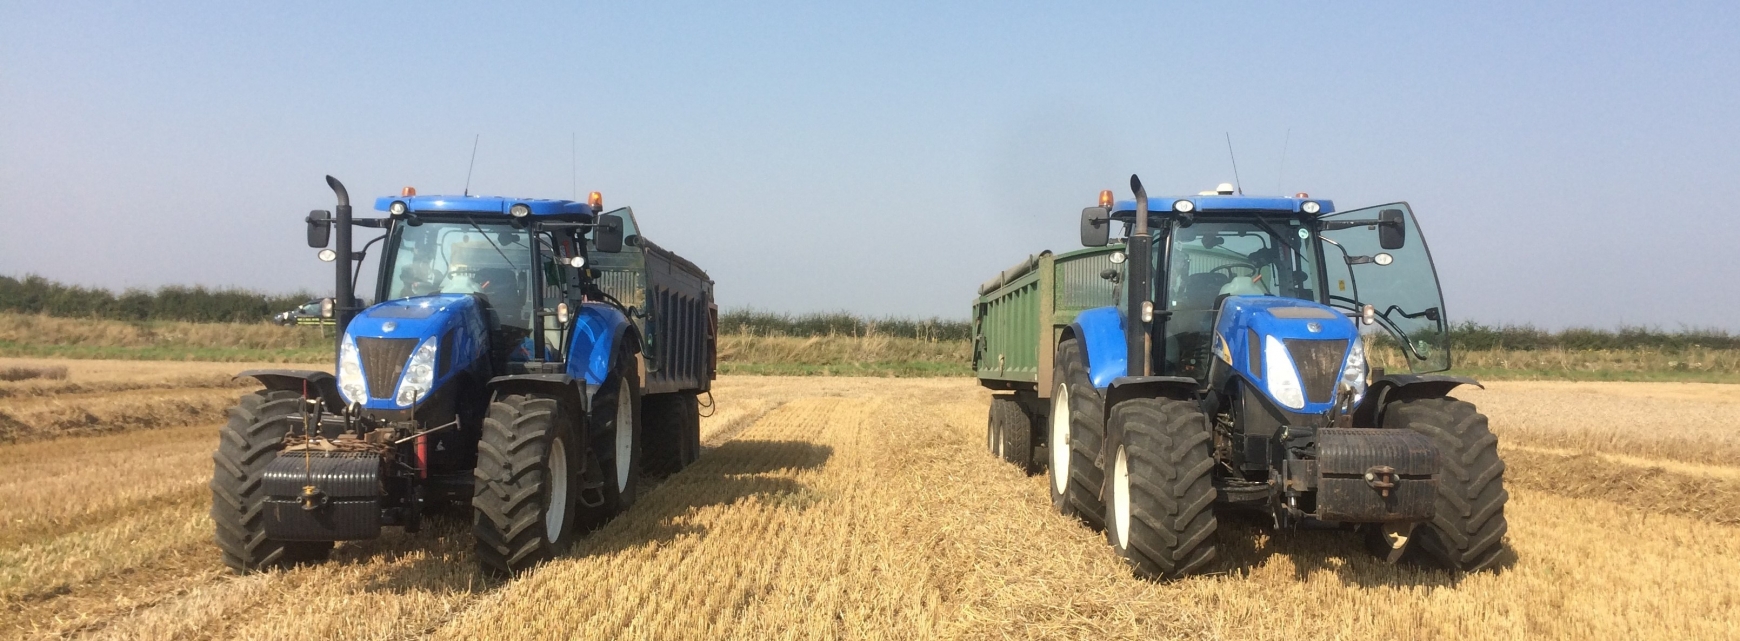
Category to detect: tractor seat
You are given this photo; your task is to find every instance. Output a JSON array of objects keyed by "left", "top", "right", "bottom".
[{"left": 1178, "top": 272, "right": 1230, "bottom": 310}]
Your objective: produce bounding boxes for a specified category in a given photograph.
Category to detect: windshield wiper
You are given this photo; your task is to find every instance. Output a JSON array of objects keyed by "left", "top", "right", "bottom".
[{"left": 464, "top": 215, "right": 518, "bottom": 267}]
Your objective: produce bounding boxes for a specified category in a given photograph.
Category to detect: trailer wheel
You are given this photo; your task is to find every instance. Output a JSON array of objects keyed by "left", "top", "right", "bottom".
[
  {"left": 472, "top": 393, "right": 582, "bottom": 576},
  {"left": 643, "top": 392, "right": 699, "bottom": 475},
  {"left": 1384, "top": 397, "right": 1509, "bottom": 572},
  {"left": 1049, "top": 338, "right": 1105, "bottom": 528},
  {"left": 210, "top": 390, "right": 334, "bottom": 573},
  {"left": 985, "top": 404, "right": 1001, "bottom": 457},
  {"left": 1104, "top": 397, "right": 1218, "bottom": 580},
  {"left": 588, "top": 346, "right": 643, "bottom": 519},
  {"left": 991, "top": 395, "right": 1036, "bottom": 473}
]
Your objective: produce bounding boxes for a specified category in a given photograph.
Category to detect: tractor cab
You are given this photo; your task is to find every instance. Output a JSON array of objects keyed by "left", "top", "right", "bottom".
[{"left": 1091, "top": 189, "right": 1451, "bottom": 385}]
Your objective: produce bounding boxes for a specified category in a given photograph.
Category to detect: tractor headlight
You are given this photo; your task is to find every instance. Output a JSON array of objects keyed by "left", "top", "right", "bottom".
[
  {"left": 1340, "top": 338, "right": 1368, "bottom": 401},
  {"left": 337, "top": 336, "right": 367, "bottom": 403},
  {"left": 395, "top": 339, "right": 438, "bottom": 407},
  {"left": 1263, "top": 335, "right": 1306, "bottom": 409}
]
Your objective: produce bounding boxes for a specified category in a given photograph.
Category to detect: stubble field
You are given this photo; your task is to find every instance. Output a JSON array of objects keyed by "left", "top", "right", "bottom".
[{"left": 1, "top": 357, "right": 1736, "bottom": 640}]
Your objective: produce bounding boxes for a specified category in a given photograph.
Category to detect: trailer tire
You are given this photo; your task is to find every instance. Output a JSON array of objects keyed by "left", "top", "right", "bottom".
[
  {"left": 992, "top": 395, "right": 1036, "bottom": 473},
  {"left": 1049, "top": 338, "right": 1105, "bottom": 528},
  {"left": 1104, "top": 397, "right": 1218, "bottom": 580},
  {"left": 210, "top": 390, "right": 334, "bottom": 573},
  {"left": 643, "top": 392, "right": 699, "bottom": 475},
  {"left": 472, "top": 393, "right": 582, "bottom": 576},
  {"left": 1384, "top": 397, "right": 1509, "bottom": 572},
  {"left": 985, "top": 404, "right": 1001, "bottom": 457}
]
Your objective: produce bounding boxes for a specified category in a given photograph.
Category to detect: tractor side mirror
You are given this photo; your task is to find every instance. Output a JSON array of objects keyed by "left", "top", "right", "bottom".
[
  {"left": 306, "top": 210, "right": 332, "bottom": 248},
  {"left": 1080, "top": 207, "right": 1110, "bottom": 247},
  {"left": 1378, "top": 209, "right": 1406, "bottom": 250},
  {"left": 594, "top": 215, "right": 624, "bottom": 253}
]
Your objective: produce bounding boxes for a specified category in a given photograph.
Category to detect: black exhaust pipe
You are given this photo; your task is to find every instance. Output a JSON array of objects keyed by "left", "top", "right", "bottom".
[
  {"left": 326, "top": 175, "right": 355, "bottom": 358},
  {"left": 1125, "top": 174, "right": 1151, "bottom": 377}
]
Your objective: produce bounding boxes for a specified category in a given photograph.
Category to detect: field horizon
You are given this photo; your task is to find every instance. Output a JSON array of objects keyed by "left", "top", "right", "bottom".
[{"left": 2, "top": 311, "right": 1737, "bottom": 384}]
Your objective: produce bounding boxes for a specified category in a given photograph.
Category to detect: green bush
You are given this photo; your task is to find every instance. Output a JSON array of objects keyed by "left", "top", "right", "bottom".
[
  {"left": 719, "top": 309, "right": 971, "bottom": 341},
  {"left": 0, "top": 274, "right": 310, "bottom": 323},
  {"left": 1446, "top": 321, "right": 1739, "bottom": 351}
]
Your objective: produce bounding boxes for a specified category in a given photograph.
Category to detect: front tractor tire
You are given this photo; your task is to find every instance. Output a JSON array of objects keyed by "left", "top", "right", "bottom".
[
  {"left": 472, "top": 394, "right": 583, "bottom": 576},
  {"left": 1385, "top": 397, "right": 1510, "bottom": 572},
  {"left": 584, "top": 346, "right": 643, "bottom": 524},
  {"left": 210, "top": 390, "right": 333, "bottom": 573},
  {"left": 1049, "top": 338, "right": 1106, "bottom": 528},
  {"left": 1104, "top": 397, "right": 1219, "bottom": 580}
]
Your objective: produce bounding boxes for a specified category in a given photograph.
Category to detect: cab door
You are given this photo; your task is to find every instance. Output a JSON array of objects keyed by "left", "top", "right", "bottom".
[{"left": 1317, "top": 203, "right": 1452, "bottom": 373}]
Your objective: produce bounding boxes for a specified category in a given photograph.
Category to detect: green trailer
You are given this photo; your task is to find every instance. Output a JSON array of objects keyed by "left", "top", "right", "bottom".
[{"left": 972, "top": 246, "right": 1121, "bottom": 470}]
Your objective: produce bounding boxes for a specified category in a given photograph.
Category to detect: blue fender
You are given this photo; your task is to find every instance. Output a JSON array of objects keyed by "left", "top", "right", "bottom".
[
  {"left": 1070, "top": 306, "right": 1128, "bottom": 389},
  {"left": 566, "top": 303, "right": 636, "bottom": 386}
]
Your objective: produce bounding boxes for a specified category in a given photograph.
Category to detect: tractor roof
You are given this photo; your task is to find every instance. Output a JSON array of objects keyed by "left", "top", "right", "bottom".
[
  {"left": 1112, "top": 195, "right": 1335, "bottom": 216},
  {"left": 372, "top": 194, "right": 592, "bottom": 217}
]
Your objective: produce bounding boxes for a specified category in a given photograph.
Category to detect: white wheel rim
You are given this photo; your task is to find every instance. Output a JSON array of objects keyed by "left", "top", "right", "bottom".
[
  {"left": 1113, "top": 445, "right": 1131, "bottom": 548},
  {"left": 546, "top": 436, "right": 569, "bottom": 540},
  {"left": 1050, "top": 385, "right": 1070, "bottom": 494},
  {"left": 615, "top": 388, "right": 633, "bottom": 492}
]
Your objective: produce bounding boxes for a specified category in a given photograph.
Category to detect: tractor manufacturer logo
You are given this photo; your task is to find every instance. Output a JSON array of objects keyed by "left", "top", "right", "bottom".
[{"left": 1306, "top": 322, "right": 1322, "bottom": 333}]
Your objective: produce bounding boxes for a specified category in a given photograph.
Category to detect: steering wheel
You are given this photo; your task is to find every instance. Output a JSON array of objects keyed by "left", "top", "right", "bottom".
[
  {"left": 1211, "top": 263, "right": 1260, "bottom": 279},
  {"left": 1211, "top": 263, "right": 1272, "bottom": 295}
]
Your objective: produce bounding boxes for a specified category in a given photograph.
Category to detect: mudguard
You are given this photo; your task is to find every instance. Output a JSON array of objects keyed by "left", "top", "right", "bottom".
[
  {"left": 566, "top": 302, "right": 638, "bottom": 387},
  {"left": 1070, "top": 306, "right": 1128, "bottom": 389},
  {"left": 1098, "top": 374, "right": 1203, "bottom": 499},
  {"left": 237, "top": 369, "right": 343, "bottom": 412},
  {"left": 487, "top": 373, "right": 587, "bottom": 416},
  {"left": 1350, "top": 374, "right": 1483, "bottom": 428}
]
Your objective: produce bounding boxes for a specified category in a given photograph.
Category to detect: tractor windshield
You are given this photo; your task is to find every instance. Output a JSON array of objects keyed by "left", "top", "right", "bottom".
[
  {"left": 1159, "top": 217, "right": 1322, "bottom": 379},
  {"left": 383, "top": 220, "right": 533, "bottom": 329}
]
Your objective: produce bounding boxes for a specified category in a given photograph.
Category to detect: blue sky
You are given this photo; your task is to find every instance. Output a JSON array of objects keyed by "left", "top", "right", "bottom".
[{"left": 3, "top": 1, "right": 1737, "bottom": 329}]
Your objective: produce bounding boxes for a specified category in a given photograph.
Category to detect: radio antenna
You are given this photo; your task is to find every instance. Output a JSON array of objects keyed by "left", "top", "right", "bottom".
[
  {"left": 1276, "top": 128, "right": 1291, "bottom": 194},
  {"left": 571, "top": 132, "right": 578, "bottom": 200},
  {"left": 1225, "top": 132, "right": 1244, "bottom": 195},
  {"left": 463, "top": 134, "right": 480, "bottom": 196}
]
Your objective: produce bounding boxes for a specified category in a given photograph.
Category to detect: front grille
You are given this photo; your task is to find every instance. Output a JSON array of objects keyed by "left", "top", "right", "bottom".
[
  {"left": 356, "top": 337, "right": 417, "bottom": 400},
  {"left": 1283, "top": 338, "right": 1346, "bottom": 404}
]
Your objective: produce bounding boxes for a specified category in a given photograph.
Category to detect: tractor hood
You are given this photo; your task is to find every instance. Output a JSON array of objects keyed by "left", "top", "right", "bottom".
[
  {"left": 337, "top": 294, "right": 489, "bottom": 409},
  {"left": 1214, "top": 296, "right": 1362, "bottom": 414}
]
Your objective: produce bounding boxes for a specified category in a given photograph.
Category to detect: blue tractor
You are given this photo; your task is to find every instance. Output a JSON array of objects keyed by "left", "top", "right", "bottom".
[
  {"left": 212, "top": 176, "right": 715, "bottom": 576},
  {"left": 975, "top": 175, "right": 1507, "bottom": 580}
]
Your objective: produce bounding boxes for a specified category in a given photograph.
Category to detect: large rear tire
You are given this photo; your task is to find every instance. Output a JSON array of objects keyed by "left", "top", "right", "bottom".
[
  {"left": 643, "top": 392, "right": 700, "bottom": 475},
  {"left": 1104, "top": 397, "right": 1218, "bottom": 580},
  {"left": 210, "top": 390, "right": 334, "bottom": 573},
  {"left": 472, "top": 394, "right": 582, "bottom": 576},
  {"left": 1385, "top": 397, "right": 1509, "bottom": 572},
  {"left": 1049, "top": 338, "right": 1105, "bottom": 528}
]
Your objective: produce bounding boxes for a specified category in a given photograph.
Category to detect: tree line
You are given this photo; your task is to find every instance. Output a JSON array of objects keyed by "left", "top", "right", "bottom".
[
  {"left": 0, "top": 275, "right": 311, "bottom": 324},
  {"left": 3, "top": 275, "right": 1734, "bottom": 350}
]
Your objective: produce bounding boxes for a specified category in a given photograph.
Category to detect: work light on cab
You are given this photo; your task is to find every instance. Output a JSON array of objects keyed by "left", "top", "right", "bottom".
[
  {"left": 1301, "top": 201, "right": 1321, "bottom": 214},
  {"left": 1173, "top": 199, "right": 1195, "bottom": 213},
  {"left": 388, "top": 201, "right": 408, "bottom": 216},
  {"left": 510, "top": 203, "right": 531, "bottom": 218}
]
